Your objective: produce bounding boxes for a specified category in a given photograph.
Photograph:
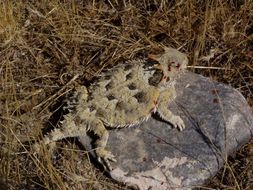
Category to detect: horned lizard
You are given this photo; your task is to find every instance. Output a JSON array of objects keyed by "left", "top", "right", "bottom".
[{"left": 36, "top": 47, "right": 188, "bottom": 171}]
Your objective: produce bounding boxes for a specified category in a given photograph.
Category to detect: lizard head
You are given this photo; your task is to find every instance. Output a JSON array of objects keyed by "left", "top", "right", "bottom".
[{"left": 148, "top": 47, "right": 188, "bottom": 85}]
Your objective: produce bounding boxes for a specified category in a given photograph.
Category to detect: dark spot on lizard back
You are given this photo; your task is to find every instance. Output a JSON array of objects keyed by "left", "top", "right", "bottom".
[
  {"left": 133, "top": 91, "right": 146, "bottom": 103},
  {"left": 74, "top": 116, "right": 82, "bottom": 125},
  {"left": 127, "top": 83, "right": 137, "bottom": 90},
  {"left": 103, "top": 75, "right": 111, "bottom": 80},
  {"left": 143, "top": 59, "right": 159, "bottom": 69},
  {"left": 105, "top": 82, "right": 113, "bottom": 91},
  {"left": 115, "top": 101, "right": 125, "bottom": 110},
  {"left": 124, "top": 64, "right": 133, "bottom": 71},
  {"left": 107, "top": 94, "right": 116, "bottom": 100},
  {"left": 148, "top": 69, "right": 163, "bottom": 86},
  {"left": 88, "top": 105, "right": 96, "bottom": 112},
  {"left": 126, "top": 72, "right": 133, "bottom": 80}
]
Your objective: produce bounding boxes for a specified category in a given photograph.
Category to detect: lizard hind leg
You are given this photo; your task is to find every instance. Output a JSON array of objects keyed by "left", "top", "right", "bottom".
[
  {"left": 89, "top": 119, "right": 116, "bottom": 171},
  {"left": 33, "top": 114, "right": 86, "bottom": 153},
  {"left": 43, "top": 114, "right": 84, "bottom": 144}
]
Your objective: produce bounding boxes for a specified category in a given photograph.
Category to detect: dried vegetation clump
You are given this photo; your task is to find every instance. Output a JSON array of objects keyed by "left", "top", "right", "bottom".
[{"left": 0, "top": 0, "right": 253, "bottom": 189}]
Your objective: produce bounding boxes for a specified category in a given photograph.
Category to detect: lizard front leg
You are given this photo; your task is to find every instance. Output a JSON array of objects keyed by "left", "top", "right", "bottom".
[{"left": 156, "top": 88, "right": 185, "bottom": 131}]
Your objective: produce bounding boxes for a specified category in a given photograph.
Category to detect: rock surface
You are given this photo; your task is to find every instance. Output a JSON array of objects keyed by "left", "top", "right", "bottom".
[{"left": 79, "top": 71, "right": 253, "bottom": 190}]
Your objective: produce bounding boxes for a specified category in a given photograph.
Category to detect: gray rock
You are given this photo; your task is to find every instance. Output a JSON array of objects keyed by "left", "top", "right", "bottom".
[{"left": 79, "top": 71, "right": 253, "bottom": 190}]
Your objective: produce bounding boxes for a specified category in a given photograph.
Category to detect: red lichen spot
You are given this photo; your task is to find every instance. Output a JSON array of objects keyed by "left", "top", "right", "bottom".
[
  {"left": 156, "top": 138, "right": 161, "bottom": 143},
  {"left": 142, "top": 157, "right": 147, "bottom": 162},
  {"left": 213, "top": 98, "right": 219, "bottom": 103},
  {"left": 163, "top": 76, "right": 167, "bottom": 80},
  {"left": 161, "top": 181, "right": 164, "bottom": 185},
  {"left": 168, "top": 66, "right": 171, "bottom": 71},
  {"left": 176, "top": 63, "right": 180, "bottom": 68}
]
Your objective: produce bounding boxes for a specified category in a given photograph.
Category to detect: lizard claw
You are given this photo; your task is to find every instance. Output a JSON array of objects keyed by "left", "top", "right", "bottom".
[
  {"left": 170, "top": 115, "right": 185, "bottom": 131},
  {"left": 96, "top": 148, "right": 116, "bottom": 171}
]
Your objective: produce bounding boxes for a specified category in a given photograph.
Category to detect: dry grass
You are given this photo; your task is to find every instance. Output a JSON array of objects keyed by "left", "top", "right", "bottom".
[{"left": 0, "top": 0, "right": 252, "bottom": 189}]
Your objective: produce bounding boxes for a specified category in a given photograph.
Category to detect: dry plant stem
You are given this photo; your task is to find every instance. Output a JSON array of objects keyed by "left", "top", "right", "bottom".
[
  {"left": 32, "top": 74, "right": 79, "bottom": 111},
  {"left": 187, "top": 66, "right": 232, "bottom": 70}
]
